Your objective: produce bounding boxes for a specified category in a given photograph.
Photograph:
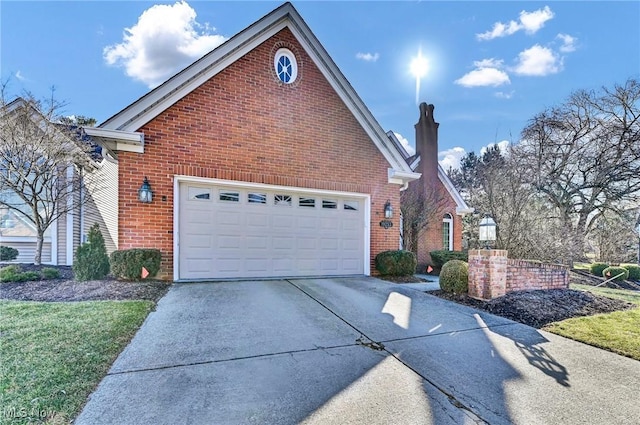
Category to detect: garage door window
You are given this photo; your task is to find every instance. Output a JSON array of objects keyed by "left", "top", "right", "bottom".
[
  {"left": 275, "top": 194, "right": 292, "bottom": 206},
  {"left": 299, "top": 197, "right": 315, "bottom": 208},
  {"left": 322, "top": 200, "right": 337, "bottom": 209},
  {"left": 344, "top": 200, "right": 359, "bottom": 211},
  {"left": 188, "top": 187, "right": 211, "bottom": 200},
  {"left": 248, "top": 193, "right": 267, "bottom": 204},
  {"left": 219, "top": 191, "right": 240, "bottom": 202}
]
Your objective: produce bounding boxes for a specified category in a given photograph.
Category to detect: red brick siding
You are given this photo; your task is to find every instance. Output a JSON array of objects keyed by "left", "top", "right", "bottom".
[
  {"left": 412, "top": 178, "right": 462, "bottom": 272},
  {"left": 118, "top": 28, "right": 401, "bottom": 279},
  {"left": 506, "top": 259, "right": 569, "bottom": 292}
]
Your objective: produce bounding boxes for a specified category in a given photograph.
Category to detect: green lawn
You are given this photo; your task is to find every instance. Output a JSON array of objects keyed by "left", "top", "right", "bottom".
[
  {"left": 0, "top": 300, "right": 153, "bottom": 424},
  {"left": 544, "top": 284, "right": 640, "bottom": 361}
]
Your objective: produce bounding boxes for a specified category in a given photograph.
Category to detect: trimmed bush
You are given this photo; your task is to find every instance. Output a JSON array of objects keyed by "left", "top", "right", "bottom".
[
  {"left": 0, "top": 246, "right": 19, "bottom": 261},
  {"left": 430, "top": 250, "right": 468, "bottom": 268},
  {"left": 440, "top": 260, "right": 469, "bottom": 295},
  {"left": 0, "top": 265, "right": 23, "bottom": 282},
  {"left": 602, "top": 266, "right": 629, "bottom": 281},
  {"left": 41, "top": 267, "right": 61, "bottom": 280},
  {"left": 0, "top": 265, "right": 40, "bottom": 283},
  {"left": 73, "top": 224, "right": 110, "bottom": 281},
  {"left": 375, "top": 250, "right": 417, "bottom": 276},
  {"left": 621, "top": 264, "right": 640, "bottom": 281},
  {"left": 110, "top": 248, "right": 162, "bottom": 280},
  {"left": 590, "top": 262, "right": 609, "bottom": 277}
]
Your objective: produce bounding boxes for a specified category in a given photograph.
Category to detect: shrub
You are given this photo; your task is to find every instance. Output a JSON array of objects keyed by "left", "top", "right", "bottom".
[
  {"left": 430, "top": 250, "right": 468, "bottom": 268},
  {"left": 0, "top": 265, "right": 23, "bottom": 282},
  {"left": 110, "top": 248, "right": 162, "bottom": 280},
  {"left": 602, "top": 266, "right": 629, "bottom": 281},
  {"left": 0, "top": 246, "right": 19, "bottom": 261},
  {"left": 590, "top": 262, "right": 609, "bottom": 277},
  {"left": 621, "top": 264, "right": 640, "bottom": 281},
  {"left": 375, "top": 250, "right": 417, "bottom": 276},
  {"left": 440, "top": 260, "right": 469, "bottom": 295},
  {"left": 73, "top": 224, "right": 110, "bottom": 281},
  {"left": 41, "top": 267, "right": 61, "bottom": 280},
  {"left": 0, "top": 265, "right": 40, "bottom": 282},
  {"left": 20, "top": 271, "right": 41, "bottom": 282}
]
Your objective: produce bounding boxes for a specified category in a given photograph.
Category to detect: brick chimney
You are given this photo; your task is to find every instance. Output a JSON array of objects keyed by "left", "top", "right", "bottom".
[{"left": 415, "top": 102, "right": 439, "bottom": 189}]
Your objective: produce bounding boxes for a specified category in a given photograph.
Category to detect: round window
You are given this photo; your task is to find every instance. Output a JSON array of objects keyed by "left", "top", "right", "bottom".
[{"left": 274, "top": 48, "right": 297, "bottom": 84}]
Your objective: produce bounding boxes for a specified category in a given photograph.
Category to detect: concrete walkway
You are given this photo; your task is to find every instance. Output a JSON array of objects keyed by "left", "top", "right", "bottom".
[{"left": 76, "top": 277, "right": 640, "bottom": 425}]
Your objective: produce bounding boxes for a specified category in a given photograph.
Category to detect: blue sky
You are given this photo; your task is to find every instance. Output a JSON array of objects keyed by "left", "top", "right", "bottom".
[{"left": 2, "top": 1, "right": 639, "bottom": 169}]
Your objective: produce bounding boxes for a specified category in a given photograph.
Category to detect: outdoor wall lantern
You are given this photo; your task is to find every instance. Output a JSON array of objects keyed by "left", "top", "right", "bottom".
[
  {"left": 384, "top": 200, "right": 393, "bottom": 219},
  {"left": 479, "top": 215, "right": 497, "bottom": 249},
  {"left": 138, "top": 177, "right": 153, "bottom": 203}
]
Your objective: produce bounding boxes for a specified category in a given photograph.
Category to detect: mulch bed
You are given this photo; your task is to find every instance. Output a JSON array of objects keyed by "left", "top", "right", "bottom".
[
  {"left": 0, "top": 264, "right": 170, "bottom": 302},
  {"left": 428, "top": 288, "right": 636, "bottom": 328}
]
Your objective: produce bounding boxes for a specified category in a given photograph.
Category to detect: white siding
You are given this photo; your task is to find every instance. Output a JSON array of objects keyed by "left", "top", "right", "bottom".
[
  {"left": 1, "top": 240, "right": 52, "bottom": 264},
  {"left": 82, "top": 159, "right": 118, "bottom": 254}
]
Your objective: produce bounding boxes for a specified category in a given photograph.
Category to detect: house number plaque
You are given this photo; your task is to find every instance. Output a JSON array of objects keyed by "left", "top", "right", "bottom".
[{"left": 379, "top": 220, "right": 393, "bottom": 229}]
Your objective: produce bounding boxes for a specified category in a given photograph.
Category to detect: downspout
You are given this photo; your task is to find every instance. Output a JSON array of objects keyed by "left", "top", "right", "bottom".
[{"left": 79, "top": 168, "right": 85, "bottom": 244}]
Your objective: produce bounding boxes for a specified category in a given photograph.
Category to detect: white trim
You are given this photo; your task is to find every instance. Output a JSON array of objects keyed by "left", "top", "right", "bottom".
[
  {"left": 443, "top": 213, "right": 453, "bottom": 251},
  {"left": 50, "top": 218, "right": 58, "bottom": 265},
  {"left": 83, "top": 127, "right": 144, "bottom": 154},
  {"left": 66, "top": 166, "right": 74, "bottom": 266},
  {"left": 173, "top": 175, "right": 371, "bottom": 281}
]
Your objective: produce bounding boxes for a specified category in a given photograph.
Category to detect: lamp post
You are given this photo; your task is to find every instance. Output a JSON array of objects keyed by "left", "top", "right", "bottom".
[{"left": 479, "top": 215, "right": 497, "bottom": 249}]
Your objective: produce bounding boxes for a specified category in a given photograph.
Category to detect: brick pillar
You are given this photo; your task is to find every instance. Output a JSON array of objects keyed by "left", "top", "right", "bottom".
[{"left": 468, "top": 249, "right": 508, "bottom": 300}]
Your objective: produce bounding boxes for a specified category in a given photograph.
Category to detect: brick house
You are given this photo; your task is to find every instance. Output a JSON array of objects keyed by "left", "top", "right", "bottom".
[
  {"left": 86, "top": 3, "right": 466, "bottom": 280},
  {"left": 391, "top": 103, "right": 472, "bottom": 271}
]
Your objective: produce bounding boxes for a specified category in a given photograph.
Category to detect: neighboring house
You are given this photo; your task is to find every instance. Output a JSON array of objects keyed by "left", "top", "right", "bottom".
[
  {"left": 0, "top": 98, "right": 118, "bottom": 265},
  {"left": 391, "top": 103, "right": 472, "bottom": 270},
  {"left": 85, "top": 3, "right": 420, "bottom": 280}
]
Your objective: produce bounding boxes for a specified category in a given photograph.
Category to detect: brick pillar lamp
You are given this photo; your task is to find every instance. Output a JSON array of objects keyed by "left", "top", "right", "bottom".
[{"left": 479, "top": 215, "right": 496, "bottom": 249}]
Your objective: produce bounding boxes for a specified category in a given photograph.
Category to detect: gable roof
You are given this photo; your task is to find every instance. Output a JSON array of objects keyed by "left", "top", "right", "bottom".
[
  {"left": 1, "top": 97, "right": 102, "bottom": 170},
  {"left": 88, "top": 2, "right": 419, "bottom": 186}
]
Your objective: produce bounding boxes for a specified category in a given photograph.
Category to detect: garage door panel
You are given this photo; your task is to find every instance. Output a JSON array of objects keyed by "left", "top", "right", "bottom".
[
  {"left": 218, "top": 211, "right": 241, "bottom": 225},
  {"left": 179, "top": 183, "right": 365, "bottom": 279},
  {"left": 297, "top": 238, "right": 316, "bottom": 250},
  {"left": 320, "top": 238, "right": 339, "bottom": 250},
  {"left": 217, "top": 235, "right": 242, "bottom": 249}
]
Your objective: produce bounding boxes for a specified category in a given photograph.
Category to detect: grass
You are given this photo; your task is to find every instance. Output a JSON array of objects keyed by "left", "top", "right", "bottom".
[
  {"left": 544, "top": 284, "right": 640, "bottom": 361},
  {"left": 0, "top": 300, "right": 153, "bottom": 424}
]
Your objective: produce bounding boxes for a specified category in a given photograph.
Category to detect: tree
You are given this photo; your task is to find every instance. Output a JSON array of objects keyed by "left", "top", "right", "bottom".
[
  {"left": 517, "top": 78, "right": 640, "bottom": 264},
  {"left": 400, "top": 181, "right": 449, "bottom": 255},
  {"left": 449, "top": 146, "right": 568, "bottom": 262},
  {"left": 0, "top": 86, "right": 97, "bottom": 264}
]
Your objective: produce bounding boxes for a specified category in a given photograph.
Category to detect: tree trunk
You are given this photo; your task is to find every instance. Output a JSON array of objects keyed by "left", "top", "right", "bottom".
[{"left": 34, "top": 231, "right": 44, "bottom": 265}]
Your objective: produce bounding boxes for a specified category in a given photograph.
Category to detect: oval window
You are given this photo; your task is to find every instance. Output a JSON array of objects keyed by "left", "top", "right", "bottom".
[{"left": 274, "top": 48, "right": 298, "bottom": 84}]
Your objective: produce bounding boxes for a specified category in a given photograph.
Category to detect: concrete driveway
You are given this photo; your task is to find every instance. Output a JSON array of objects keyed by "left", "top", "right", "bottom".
[{"left": 76, "top": 277, "right": 640, "bottom": 424}]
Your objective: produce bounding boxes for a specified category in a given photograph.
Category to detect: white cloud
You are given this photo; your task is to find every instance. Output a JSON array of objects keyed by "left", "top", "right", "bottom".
[
  {"left": 473, "top": 58, "right": 504, "bottom": 69},
  {"left": 477, "top": 6, "right": 554, "bottom": 40},
  {"left": 15, "top": 70, "right": 27, "bottom": 81},
  {"left": 438, "top": 147, "right": 467, "bottom": 170},
  {"left": 393, "top": 132, "right": 415, "bottom": 155},
  {"left": 480, "top": 140, "right": 510, "bottom": 156},
  {"left": 512, "top": 44, "right": 560, "bottom": 76},
  {"left": 557, "top": 33, "right": 577, "bottom": 52},
  {"left": 519, "top": 6, "right": 555, "bottom": 34},
  {"left": 494, "top": 90, "right": 514, "bottom": 99},
  {"left": 103, "top": 1, "right": 227, "bottom": 88},
  {"left": 356, "top": 52, "right": 380, "bottom": 62},
  {"left": 455, "top": 67, "right": 510, "bottom": 87}
]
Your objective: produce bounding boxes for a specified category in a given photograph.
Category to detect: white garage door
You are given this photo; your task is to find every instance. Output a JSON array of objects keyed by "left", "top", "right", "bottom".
[{"left": 178, "top": 182, "right": 367, "bottom": 280}]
